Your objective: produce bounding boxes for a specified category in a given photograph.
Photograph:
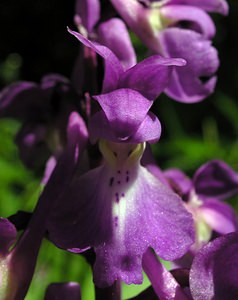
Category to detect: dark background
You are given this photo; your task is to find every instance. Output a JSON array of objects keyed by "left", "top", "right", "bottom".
[{"left": 0, "top": 0, "right": 238, "bottom": 171}]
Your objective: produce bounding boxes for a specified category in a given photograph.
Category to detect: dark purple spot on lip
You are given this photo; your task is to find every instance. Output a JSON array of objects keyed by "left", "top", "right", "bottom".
[
  {"left": 126, "top": 176, "right": 129, "bottom": 182},
  {"left": 115, "top": 193, "right": 120, "bottom": 203},
  {"left": 121, "top": 255, "right": 134, "bottom": 271},
  {"left": 117, "top": 170, "right": 121, "bottom": 174},
  {"left": 117, "top": 181, "right": 121, "bottom": 185},
  {"left": 114, "top": 216, "right": 118, "bottom": 227},
  {"left": 109, "top": 177, "right": 114, "bottom": 187},
  {"left": 121, "top": 193, "right": 125, "bottom": 197},
  {"left": 126, "top": 170, "right": 129, "bottom": 175}
]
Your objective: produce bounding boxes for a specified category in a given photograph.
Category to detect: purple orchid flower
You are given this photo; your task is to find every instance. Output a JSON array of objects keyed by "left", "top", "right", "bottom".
[
  {"left": 44, "top": 282, "right": 81, "bottom": 300},
  {"left": 190, "top": 232, "right": 238, "bottom": 300},
  {"left": 0, "top": 74, "right": 81, "bottom": 171},
  {"left": 47, "top": 30, "right": 194, "bottom": 288},
  {"left": 0, "top": 112, "right": 88, "bottom": 299},
  {"left": 110, "top": 0, "right": 223, "bottom": 103},
  {"left": 67, "top": 29, "right": 186, "bottom": 144},
  {"left": 164, "top": 160, "right": 238, "bottom": 251}
]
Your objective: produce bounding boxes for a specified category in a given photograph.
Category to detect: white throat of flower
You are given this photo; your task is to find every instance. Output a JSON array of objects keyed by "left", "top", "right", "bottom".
[
  {"left": 99, "top": 139, "right": 145, "bottom": 171},
  {"left": 99, "top": 139, "right": 146, "bottom": 241}
]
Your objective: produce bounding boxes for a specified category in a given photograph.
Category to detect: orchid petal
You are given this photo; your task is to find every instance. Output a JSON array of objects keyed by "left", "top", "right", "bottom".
[
  {"left": 118, "top": 55, "right": 186, "bottom": 100},
  {"left": 89, "top": 111, "right": 116, "bottom": 143},
  {"left": 0, "top": 218, "right": 17, "bottom": 257},
  {"left": 200, "top": 200, "right": 238, "bottom": 234},
  {"left": 15, "top": 123, "right": 50, "bottom": 170},
  {"left": 48, "top": 159, "right": 194, "bottom": 287},
  {"left": 68, "top": 28, "right": 124, "bottom": 93},
  {"left": 0, "top": 74, "right": 69, "bottom": 120},
  {"left": 93, "top": 89, "right": 152, "bottom": 140},
  {"left": 40, "top": 74, "right": 70, "bottom": 90},
  {"left": 89, "top": 111, "right": 161, "bottom": 144},
  {"left": 145, "top": 164, "right": 169, "bottom": 186},
  {"left": 142, "top": 249, "right": 188, "bottom": 300},
  {"left": 97, "top": 18, "right": 136, "bottom": 70},
  {"left": 41, "top": 156, "right": 57, "bottom": 185},
  {"left": 164, "top": 168, "right": 192, "bottom": 198},
  {"left": 161, "top": 28, "right": 219, "bottom": 102},
  {"left": 75, "top": 0, "right": 100, "bottom": 33},
  {"left": 190, "top": 233, "right": 238, "bottom": 300},
  {"left": 47, "top": 166, "right": 113, "bottom": 252},
  {"left": 94, "top": 165, "right": 194, "bottom": 287},
  {"left": 166, "top": 0, "right": 229, "bottom": 15},
  {"left": 193, "top": 160, "right": 238, "bottom": 201},
  {"left": 110, "top": 0, "right": 161, "bottom": 53},
  {"left": 0, "top": 82, "right": 47, "bottom": 120},
  {"left": 128, "top": 112, "right": 161, "bottom": 143},
  {"left": 160, "top": 5, "right": 216, "bottom": 39}
]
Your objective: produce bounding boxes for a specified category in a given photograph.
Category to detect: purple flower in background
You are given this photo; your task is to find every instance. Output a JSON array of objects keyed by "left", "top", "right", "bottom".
[
  {"left": 164, "top": 160, "right": 238, "bottom": 250},
  {"left": 0, "top": 75, "right": 82, "bottom": 171},
  {"left": 190, "top": 232, "right": 238, "bottom": 300},
  {"left": 47, "top": 30, "right": 194, "bottom": 288},
  {"left": 76, "top": 0, "right": 137, "bottom": 70},
  {"left": 72, "top": 0, "right": 136, "bottom": 96},
  {"left": 0, "top": 112, "right": 88, "bottom": 299},
  {"left": 74, "top": 0, "right": 100, "bottom": 35},
  {"left": 160, "top": 0, "right": 229, "bottom": 14},
  {"left": 110, "top": 0, "right": 224, "bottom": 102}
]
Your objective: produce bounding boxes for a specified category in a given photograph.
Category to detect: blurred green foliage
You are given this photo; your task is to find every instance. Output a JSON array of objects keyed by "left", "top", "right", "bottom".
[{"left": 0, "top": 119, "right": 40, "bottom": 217}]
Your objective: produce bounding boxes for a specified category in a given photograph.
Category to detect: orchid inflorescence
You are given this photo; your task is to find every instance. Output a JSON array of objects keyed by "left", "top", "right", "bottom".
[{"left": 0, "top": 0, "right": 237, "bottom": 299}]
